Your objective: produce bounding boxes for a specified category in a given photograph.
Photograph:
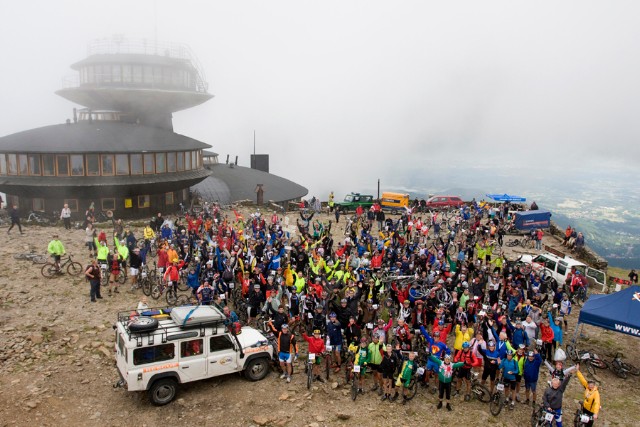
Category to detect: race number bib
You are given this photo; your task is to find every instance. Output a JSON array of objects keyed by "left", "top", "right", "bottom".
[
  {"left": 353, "top": 365, "right": 360, "bottom": 373},
  {"left": 496, "top": 384, "right": 505, "bottom": 392},
  {"left": 308, "top": 353, "right": 316, "bottom": 361},
  {"left": 545, "top": 412, "right": 554, "bottom": 422}
]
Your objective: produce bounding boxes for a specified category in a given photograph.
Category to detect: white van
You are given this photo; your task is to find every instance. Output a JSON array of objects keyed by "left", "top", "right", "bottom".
[
  {"left": 519, "top": 252, "right": 607, "bottom": 291},
  {"left": 114, "top": 305, "right": 274, "bottom": 405}
]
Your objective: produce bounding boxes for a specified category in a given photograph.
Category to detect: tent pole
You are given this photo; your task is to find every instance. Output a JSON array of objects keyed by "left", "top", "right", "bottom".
[{"left": 570, "top": 322, "right": 581, "bottom": 345}]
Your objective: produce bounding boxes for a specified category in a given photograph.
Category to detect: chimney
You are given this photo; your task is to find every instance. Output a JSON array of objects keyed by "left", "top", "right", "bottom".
[
  {"left": 225, "top": 154, "right": 229, "bottom": 164},
  {"left": 235, "top": 156, "right": 238, "bottom": 166},
  {"left": 73, "top": 108, "right": 77, "bottom": 123}
]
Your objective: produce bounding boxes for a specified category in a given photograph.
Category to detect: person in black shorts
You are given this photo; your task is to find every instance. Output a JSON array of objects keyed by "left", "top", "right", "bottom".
[{"left": 380, "top": 344, "right": 400, "bottom": 401}]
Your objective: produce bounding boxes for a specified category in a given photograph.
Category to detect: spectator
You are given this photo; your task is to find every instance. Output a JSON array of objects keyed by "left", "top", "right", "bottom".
[{"left": 60, "top": 203, "right": 72, "bottom": 230}]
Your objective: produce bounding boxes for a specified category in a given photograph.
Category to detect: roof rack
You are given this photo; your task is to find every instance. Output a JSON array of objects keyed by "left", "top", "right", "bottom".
[{"left": 116, "top": 305, "right": 227, "bottom": 347}]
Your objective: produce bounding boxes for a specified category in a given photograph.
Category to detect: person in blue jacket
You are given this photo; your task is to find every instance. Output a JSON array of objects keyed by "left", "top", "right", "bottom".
[
  {"left": 498, "top": 349, "right": 519, "bottom": 409},
  {"left": 547, "top": 310, "right": 564, "bottom": 351},
  {"left": 420, "top": 325, "right": 450, "bottom": 391},
  {"left": 523, "top": 349, "right": 543, "bottom": 406},
  {"left": 510, "top": 319, "right": 530, "bottom": 349}
]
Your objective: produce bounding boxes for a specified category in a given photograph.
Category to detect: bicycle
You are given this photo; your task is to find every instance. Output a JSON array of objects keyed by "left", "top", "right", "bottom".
[
  {"left": 489, "top": 375, "right": 506, "bottom": 416},
  {"left": 606, "top": 352, "right": 640, "bottom": 379},
  {"left": 565, "top": 345, "right": 607, "bottom": 376},
  {"left": 531, "top": 404, "right": 558, "bottom": 427},
  {"left": 14, "top": 251, "right": 48, "bottom": 264},
  {"left": 573, "top": 407, "right": 595, "bottom": 427},
  {"left": 470, "top": 371, "right": 492, "bottom": 403},
  {"left": 41, "top": 255, "right": 83, "bottom": 278},
  {"left": 570, "top": 286, "right": 588, "bottom": 308}
]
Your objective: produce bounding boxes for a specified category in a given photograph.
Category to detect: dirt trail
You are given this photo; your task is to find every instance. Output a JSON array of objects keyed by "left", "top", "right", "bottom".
[{"left": 0, "top": 211, "right": 638, "bottom": 426}]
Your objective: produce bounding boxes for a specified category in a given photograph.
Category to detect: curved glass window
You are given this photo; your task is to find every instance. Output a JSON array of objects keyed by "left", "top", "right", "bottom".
[
  {"left": 7, "top": 154, "right": 17, "bottom": 175},
  {"left": 18, "top": 155, "right": 28, "bottom": 175},
  {"left": 28, "top": 154, "right": 41, "bottom": 175},
  {"left": 86, "top": 154, "right": 99, "bottom": 176},
  {"left": 155, "top": 153, "right": 166, "bottom": 173},
  {"left": 56, "top": 155, "right": 69, "bottom": 176},
  {"left": 71, "top": 155, "right": 84, "bottom": 176},
  {"left": 130, "top": 154, "right": 142, "bottom": 175},
  {"left": 101, "top": 155, "right": 114, "bottom": 176},
  {"left": 116, "top": 154, "right": 129, "bottom": 175},
  {"left": 177, "top": 152, "right": 184, "bottom": 171},
  {"left": 167, "top": 152, "right": 176, "bottom": 172},
  {"left": 143, "top": 154, "right": 154, "bottom": 174},
  {"left": 42, "top": 154, "right": 55, "bottom": 176}
]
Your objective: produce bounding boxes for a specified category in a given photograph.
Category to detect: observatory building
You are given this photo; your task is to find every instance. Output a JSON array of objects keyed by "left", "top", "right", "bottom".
[{"left": 0, "top": 38, "right": 307, "bottom": 218}]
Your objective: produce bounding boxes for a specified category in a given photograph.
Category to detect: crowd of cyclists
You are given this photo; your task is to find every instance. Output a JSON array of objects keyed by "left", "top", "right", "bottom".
[{"left": 72, "top": 199, "right": 602, "bottom": 425}]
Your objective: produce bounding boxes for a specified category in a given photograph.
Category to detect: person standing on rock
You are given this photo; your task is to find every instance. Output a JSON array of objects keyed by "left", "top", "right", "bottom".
[
  {"left": 60, "top": 203, "right": 72, "bottom": 230},
  {"left": 7, "top": 205, "right": 23, "bottom": 235},
  {"left": 84, "top": 258, "right": 102, "bottom": 302}
]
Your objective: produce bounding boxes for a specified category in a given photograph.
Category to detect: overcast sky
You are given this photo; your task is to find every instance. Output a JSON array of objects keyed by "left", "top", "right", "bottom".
[{"left": 1, "top": 1, "right": 639, "bottom": 199}]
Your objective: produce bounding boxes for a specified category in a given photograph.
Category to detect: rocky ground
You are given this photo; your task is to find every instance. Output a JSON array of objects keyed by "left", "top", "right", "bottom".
[{"left": 0, "top": 210, "right": 639, "bottom": 426}]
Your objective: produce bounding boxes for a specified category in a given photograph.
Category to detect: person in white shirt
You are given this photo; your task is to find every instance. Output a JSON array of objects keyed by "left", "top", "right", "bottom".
[{"left": 60, "top": 204, "right": 72, "bottom": 230}]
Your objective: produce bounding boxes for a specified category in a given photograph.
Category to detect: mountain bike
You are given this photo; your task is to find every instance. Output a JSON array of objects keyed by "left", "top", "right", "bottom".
[
  {"left": 470, "top": 371, "right": 492, "bottom": 402},
  {"left": 531, "top": 404, "right": 558, "bottom": 427},
  {"left": 489, "top": 375, "right": 506, "bottom": 416},
  {"left": 606, "top": 352, "right": 640, "bottom": 379},
  {"left": 574, "top": 407, "right": 595, "bottom": 426},
  {"left": 14, "top": 251, "right": 48, "bottom": 264},
  {"left": 41, "top": 255, "right": 83, "bottom": 278}
]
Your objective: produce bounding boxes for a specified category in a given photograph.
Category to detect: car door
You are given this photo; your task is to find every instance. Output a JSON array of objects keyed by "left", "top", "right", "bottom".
[
  {"left": 178, "top": 338, "right": 207, "bottom": 381},
  {"left": 207, "top": 335, "right": 239, "bottom": 377}
]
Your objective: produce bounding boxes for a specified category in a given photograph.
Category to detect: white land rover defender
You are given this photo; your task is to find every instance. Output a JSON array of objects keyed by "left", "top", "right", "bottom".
[{"left": 114, "top": 305, "right": 274, "bottom": 405}]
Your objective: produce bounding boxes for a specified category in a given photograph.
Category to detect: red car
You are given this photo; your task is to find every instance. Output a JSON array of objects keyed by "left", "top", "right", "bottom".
[{"left": 424, "top": 195, "right": 465, "bottom": 209}]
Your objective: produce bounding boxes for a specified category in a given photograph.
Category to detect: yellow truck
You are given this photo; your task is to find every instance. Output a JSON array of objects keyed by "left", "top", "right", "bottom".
[{"left": 380, "top": 192, "right": 409, "bottom": 212}]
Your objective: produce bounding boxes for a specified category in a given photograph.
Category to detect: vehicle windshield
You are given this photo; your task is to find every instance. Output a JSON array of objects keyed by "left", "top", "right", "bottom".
[{"left": 344, "top": 195, "right": 354, "bottom": 202}]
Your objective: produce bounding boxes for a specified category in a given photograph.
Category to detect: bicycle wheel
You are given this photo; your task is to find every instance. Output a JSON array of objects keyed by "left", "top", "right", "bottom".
[
  {"left": 447, "top": 243, "right": 457, "bottom": 257},
  {"left": 590, "top": 356, "right": 608, "bottom": 370},
  {"left": 41, "top": 263, "right": 58, "bottom": 279},
  {"left": 620, "top": 361, "right": 640, "bottom": 376},
  {"left": 489, "top": 392, "right": 503, "bottom": 416},
  {"left": 611, "top": 362, "right": 628, "bottom": 379},
  {"left": 437, "top": 288, "right": 452, "bottom": 306},
  {"left": 530, "top": 407, "right": 543, "bottom": 427},
  {"left": 118, "top": 272, "right": 127, "bottom": 284},
  {"left": 404, "top": 377, "right": 418, "bottom": 400},
  {"left": 166, "top": 288, "right": 178, "bottom": 306},
  {"left": 176, "top": 294, "right": 190, "bottom": 306},
  {"left": 177, "top": 277, "right": 189, "bottom": 292},
  {"left": 351, "top": 375, "right": 358, "bottom": 401},
  {"left": 14, "top": 253, "right": 28, "bottom": 260},
  {"left": 67, "top": 261, "right": 83, "bottom": 276},
  {"left": 505, "top": 239, "right": 519, "bottom": 247},
  {"left": 325, "top": 355, "right": 331, "bottom": 381},
  {"left": 471, "top": 382, "right": 491, "bottom": 403},
  {"left": 565, "top": 344, "right": 577, "bottom": 362},
  {"left": 149, "top": 245, "right": 157, "bottom": 258},
  {"left": 141, "top": 278, "right": 152, "bottom": 296},
  {"left": 307, "top": 364, "right": 313, "bottom": 390},
  {"left": 32, "top": 255, "right": 48, "bottom": 264},
  {"left": 151, "top": 285, "right": 162, "bottom": 300}
]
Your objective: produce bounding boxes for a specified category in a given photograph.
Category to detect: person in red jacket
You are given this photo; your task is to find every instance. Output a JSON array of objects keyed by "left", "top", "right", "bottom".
[
  {"left": 453, "top": 341, "right": 482, "bottom": 401},
  {"left": 370, "top": 249, "right": 384, "bottom": 271},
  {"left": 302, "top": 329, "right": 326, "bottom": 383},
  {"left": 157, "top": 246, "right": 168, "bottom": 275},
  {"left": 539, "top": 318, "right": 555, "bottom": 361},
  {"left": 433, "top": 318, "right": 453, "bottom": 344},
  {"left": 164, "top": 261, "right": 180, "bottom": 294}
]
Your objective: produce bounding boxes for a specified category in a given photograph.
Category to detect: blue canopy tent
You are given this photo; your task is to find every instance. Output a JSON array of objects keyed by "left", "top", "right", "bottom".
[
  {"left": 486, "top": 193, "right": 527, "bottom": 202},
  {"left": 576, "top": 285, "right": 640, "bottom": 338}
]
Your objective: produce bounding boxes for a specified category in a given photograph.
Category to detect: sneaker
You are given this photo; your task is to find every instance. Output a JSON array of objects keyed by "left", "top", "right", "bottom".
[
  {"left": 280, "top": 373, "right": 287, "bottom": 379},
  {"left": 317, "top": 376, "right": 325, "bottom": 383},
  {"left": 91, "top": 300, "right": 96, "bottom": 303},
  {"left": 108, "top": 290, "right": 112, "bottom": 297},
  {"left": 446, "top": 403, "right": 452, "bottom": 411},
  {"left": 381, "top": 394, "right": 388, "bottom": 401},
  {"left": 96, "top": 296, "right": 103, "bottom": 299},
  {"left": 524, "top": 399, "right": 530, "bottom": 405},
  {"left": 437, "top": 401, "right": 443, "bottom": 409},
  {"left": 390, "top": 392, "right": 398, "bottom": 402},
  {"left": 114, "top": 288, "right": 120, "bottom": 293},
  {"left": 358, "top": 388, "right": 364, "bottom": 394},
  {"left": 510, "top": 401, "right": 515, "bottom": 409},
  {"left": 286, "top": 376, "right": 291, "bottom": 383}
]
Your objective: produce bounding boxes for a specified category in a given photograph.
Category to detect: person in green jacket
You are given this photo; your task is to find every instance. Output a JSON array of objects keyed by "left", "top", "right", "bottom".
[
  {"left": 354, "top": 337, "right": 371, "bottom": 394},
  {"left": 367, "top": 335, "right": 385, "bottom": 395},
  {"left": 114, "top": 234, "right": 130, "bottom": 282},
  {"left": 396, "top": 351, "right": 417, "bottom": 405},
  {"left": 95, "top": 237, "right": 109, "bottom": 265},
  {"left": 430, "top": 353, "right": 465, "bottom": 411},
  {"left": 47, "top": 234, "right": 66, "bottom": 272}
]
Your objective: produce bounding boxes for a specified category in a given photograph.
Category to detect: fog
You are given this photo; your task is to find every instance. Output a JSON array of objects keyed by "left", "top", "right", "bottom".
[{"left": 1, "top": 1, "right": 639, "bottom": 200}]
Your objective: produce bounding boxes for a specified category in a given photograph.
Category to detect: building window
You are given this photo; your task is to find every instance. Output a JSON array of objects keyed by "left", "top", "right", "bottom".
[
  {"left": 144, "top": 65, "right": 153, "bottom": 84},
  {"left": 42, "top": 154, "right": 55, "bottom": 176},
  {"left": 191, "top": 151, "right": 197, "bottom": 170},
  {"left": 85, "top": 154, "right": 99, "bottom": 176},
  {"left": 115, "top": 154, "right": 129, "bottom": 175},
  {"left": 177, "top": 152, "right": 184, "bottom": 171},
  {"left": 167, "top": 152, "right": 176, "bottom": 172},
  {"left": 64, "top": 199, "right": 79, "bottom": 212},
  {"left": 155, "top": 153, "right": 166, "bottom": 173},
  {"left": 18, "top": 154, "right": 28, "bottom": 175},
  {"left": 101, "top": 198, "right": 115, "bottom": 211},
  {"left": 185, "top": 151, "right": 192, "bottom": 170},
  {"left": 70, "top": 155, "right": 84, "bottom": 176},
  {"left": 112, "top": 64, "right": 121, "bottom": 83},
  {"left": 101, "top": 155, "right": 114, "bottom": 176},
  {"left": 130, "top": 154, "right": 142, "bottom": 175},
  {"left": 138, "top": 195, "right": 150, "bottom": 208},
  {"left": 0, "top": 154, "right": 6, "bottom": 175},
  {"left": 56, "top": 155, "right": 69, "bottom": 176},
  {"left": 123, "top": 65, "right": 132, "bottom": 83},
  {"left": 7, "top": 154, "right": 17, "bottom": 175},
  {"left": 143, "top": 154, "right": 154, "bottom": 174},
  {"left": 166, "top": 192, "right": 174, "bottom": 205},
  {"left": 28, "top": 154, "right": 41, "bottom": 175},
  {"left": 7, "top": 195, "right": 19, "bottom": 208},
  {"left": 133, "top": 65, "right": 142, "bottom": 83},
  {"left": 32, "top": 198, "right": 45, "bottom": 212}
]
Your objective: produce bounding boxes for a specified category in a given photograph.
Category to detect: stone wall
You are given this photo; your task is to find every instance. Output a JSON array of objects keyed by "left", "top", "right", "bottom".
[{"left": 549, "top": 221, "right": 608, "bottom": 271}]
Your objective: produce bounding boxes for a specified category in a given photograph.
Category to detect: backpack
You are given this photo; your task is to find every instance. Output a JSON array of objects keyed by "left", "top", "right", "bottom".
[{"left": 222, "top": 267, "right": 233, "bottom": 281}]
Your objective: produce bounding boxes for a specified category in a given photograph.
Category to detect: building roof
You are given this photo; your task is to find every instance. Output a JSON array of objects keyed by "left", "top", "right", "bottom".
[
  {"left": 192, "top": 164, "right": 307, "bottom": 205},
  {"left": 0, "top": 122, "right": 210, "bottom": 153},
  {"left": 70, "top": 53, "right": 196, "bottom": 71}
]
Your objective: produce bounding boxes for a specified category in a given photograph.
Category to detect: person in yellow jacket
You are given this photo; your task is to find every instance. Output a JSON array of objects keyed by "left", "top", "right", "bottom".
[
  {"left": 576, "top": 365, "right": 600, "bottom": 425},
  {"left": 453, "top": 324, "right": 474, "bottom": 352}
]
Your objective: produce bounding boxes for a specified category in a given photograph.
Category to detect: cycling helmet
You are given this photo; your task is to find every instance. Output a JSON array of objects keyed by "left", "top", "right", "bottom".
[
  {"left": 527, "top": 351, "right": 534, "bottom": 357},
  {"left": 462, "top": 342, "right": 470, "bottom": 349},
  {"left": 434, "top": 331, "right": 441, "bottom": 337},
  {"left": 281, "top": 324, "right": 289, "bottom": 329},
  {"left": 340, "top": 299, "right": 347, "bottom": 304},
  {"left": 438, "top": 319, "right": 445, "bottom": 326},
  {"left": 444, "top": 354, "right": 452, "bottom": 361},
  {"left": 506, "top": 350, "right": 514, "bottom": 356},
  {"left": 575, "top": 271, "right": 581, "bottom": 275},
  {"left": 329, "top": 312, "right": 337, "bottom": 318},
  {"left": 313, "top": 329, "right": 321, "bottom": 335}
]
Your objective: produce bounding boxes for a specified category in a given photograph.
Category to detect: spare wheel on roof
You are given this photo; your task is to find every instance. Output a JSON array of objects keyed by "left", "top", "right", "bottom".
[{"left": 129, "top": 316, "right": 159, "bottom": 333}]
